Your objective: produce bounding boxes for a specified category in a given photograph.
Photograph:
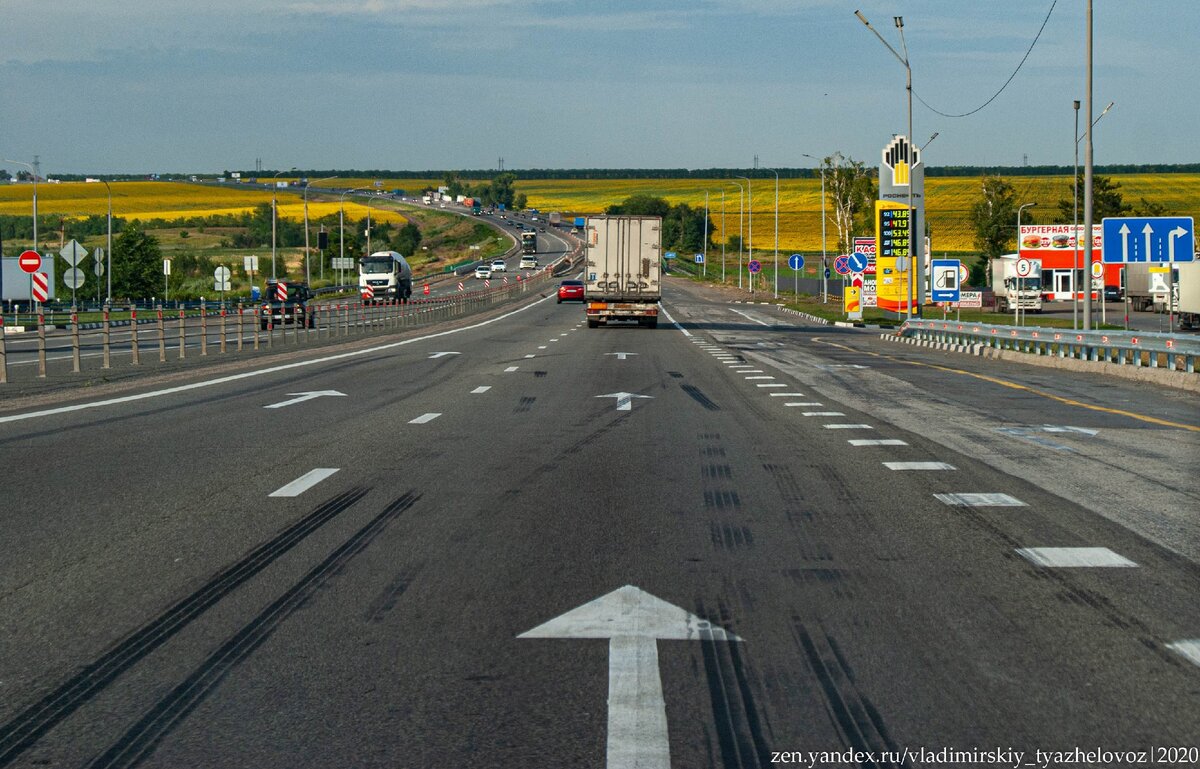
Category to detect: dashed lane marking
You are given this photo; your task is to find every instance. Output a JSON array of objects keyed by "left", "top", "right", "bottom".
[
  {"left": 934, "top": 493, "right": 1026, "bottom": 507},
  {"left": 756, "top": 384, "right": 787, "bottom": 388},
  {"left": 849, "top": 439, "right": 908, "bottom": 446},
  {"left": 802, "top": 411, "right": 844, "bottom": 417},
  {"left": 769, "top": 392, "right": 806, "bottom": 397},
  {"left": 505, "top": 366, "right": 519, "bottom": 373},
  {"left": 823, "top": 423, "right": 873, "bottom": 429},
  {"left": 471, "top": 386, "right": 492, "bottom": 394},
  {"left": 268, "top": 468, "right": 340, "bottom": 498},
  {"left": 744, "top": 376, "right": 775, "bottom": 380},
  {"left": 1015, "top": 547, "right": 1138, "bottom": 568},
  {"left": 409, "top": 413, "right": 442, "bottom": 424},
  {"left": 884, "top": 462, "right": 956, "bottom": 471}
]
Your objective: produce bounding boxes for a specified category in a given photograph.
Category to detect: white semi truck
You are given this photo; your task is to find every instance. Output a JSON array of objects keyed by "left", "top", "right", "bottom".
[
  {"left": 583, "top": 216, "right": 662, "bottom": 329},
  {"left": 358, "top": 250, "right": 413, "bottom": 303},
  {"left": 990, "top": 254, "right": 1043, "bottom": 313}
]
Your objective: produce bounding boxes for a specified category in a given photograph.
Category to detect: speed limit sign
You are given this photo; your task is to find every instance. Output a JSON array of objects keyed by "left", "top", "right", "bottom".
[{"left": 1015, "top": 258, "right": 1034, "bottom": 278}]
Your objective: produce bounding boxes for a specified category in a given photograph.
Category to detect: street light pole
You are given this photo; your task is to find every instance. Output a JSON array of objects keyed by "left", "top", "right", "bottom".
[
  {"left": 304, "top": 176, "right": 338, "bottom": 286},
  {"left": 1073, "top": 100, "right": 1081, "bottom": 329},
  {"left": 730, "top": 181, "right": 745, "bottom": 289},
  {"left": 1082, "top": 0, "right": 1094, "bottom": 330},
  {"left": 736, "top": 175, "right": 752, "bottom": 292},
  {"left": 339, "top": 187, "right": 366, "bottom": 288},
  {"left": 802, "top": 153, "right": 829, "bottom": 303},
  {"left": 1017, "top": 202, "right": 1037, "bottom": 326},
  {"left": 702, "top": 190, "right": 709, "bottom": 277},
  {"left": 4, "top": 159, "right": 38, "bottom": 254},
  {"left": 102, "top": 179, "right": 113, "bottom": 303},
  {"left": 270, "top": 167, "right": 296, "bottom": 280},
  {"left": 855, "top": 10, "right": 917, "bottom": 317},
  {"left": 720, "top": 190, "right": 726, "bottom": 284},
  {"left": 763, "top": 167, "right": 780, "bottom": 299}
]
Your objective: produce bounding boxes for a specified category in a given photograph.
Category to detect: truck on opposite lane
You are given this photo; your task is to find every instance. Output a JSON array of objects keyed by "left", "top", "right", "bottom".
[
  {"left": 583, "top": 216, "right": 662, "bottom": 329},
  {"left": 359, "top": 250, "right": 413, "bottom": 303}
]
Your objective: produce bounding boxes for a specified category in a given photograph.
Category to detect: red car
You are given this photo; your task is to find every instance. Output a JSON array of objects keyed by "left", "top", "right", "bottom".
[{"left": 557, "top": 280, "right": 585, "bottom": 303}]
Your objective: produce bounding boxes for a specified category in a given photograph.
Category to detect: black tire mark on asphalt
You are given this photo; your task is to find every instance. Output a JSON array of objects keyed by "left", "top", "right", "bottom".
[
  {"left": 87, "top": 490, "right": 421, "bottom": 769},
  {"left": 0, "top": 487, "right": 370, "bottom": 767},
  {"left": 681, "top": 384, "right": 721, "bottom": 411},
  {"left": 696, "top": 599, "right": 769, "bottom": 768}
]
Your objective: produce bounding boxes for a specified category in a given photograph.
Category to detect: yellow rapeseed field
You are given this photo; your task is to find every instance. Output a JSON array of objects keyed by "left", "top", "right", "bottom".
[{"left": 0, "top": 181, "right": 408, "bottom": 225}]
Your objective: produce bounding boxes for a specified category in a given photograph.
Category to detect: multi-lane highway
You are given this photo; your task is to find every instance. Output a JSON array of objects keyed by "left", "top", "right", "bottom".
[{"left": 1, "top": 276, "right": 1197, "bottom": 768}]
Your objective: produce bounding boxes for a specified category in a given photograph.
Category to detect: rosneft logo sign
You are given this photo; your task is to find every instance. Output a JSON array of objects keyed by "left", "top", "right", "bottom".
[{"left": 883, "top": 136, "right": 918, "bottom": 188}]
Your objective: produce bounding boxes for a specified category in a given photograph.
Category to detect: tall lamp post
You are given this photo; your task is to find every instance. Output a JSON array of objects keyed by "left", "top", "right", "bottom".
[
  {"left": 1073, "top": 98, "right": 1113, "bottom": 329},
  {"left": 855, "top": 10, "right": 918, "bottom": 316},
  {"left": 1082, "top": 0, "right": 1094, "bottom": 330},
  {"left": 801, "top": 153, "right": 829, "bottom": 303},
  {"left": 762, "top": 167, "right": 780, "bottom": 299},
  {"left": 728, "top": 181, "right": 744, "bottom": 288},
  {"left": 702, "top": 190, "right": 710, "bottom": 277},
  {"left": 270, "top": 167, "right": 297, "bottom": 280},
  {"left": 304, "top": 175, "right": 339, "bottom": 286},
  {"left": 4, "top": 159, "right": 38, "bottom": 254},
  {"left": 735, "top": 175, "right": 752, "bottom": 291},
  {"left": 101, "top": 179, "right": 113, "bottom": 303},
  {"left": 1016, "top": 202, "right": 1037, "bottom": 326}
]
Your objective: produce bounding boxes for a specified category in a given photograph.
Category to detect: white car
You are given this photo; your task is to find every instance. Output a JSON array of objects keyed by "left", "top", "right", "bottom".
[
  {"left": 490, "top": 259, "right": 507, "bottom": 272},
  {"left": 519, "top": 256, "right": 539, "bottom": 269},
  {"left": 474, "top": 265, "right": 492, "bottom": 279}
]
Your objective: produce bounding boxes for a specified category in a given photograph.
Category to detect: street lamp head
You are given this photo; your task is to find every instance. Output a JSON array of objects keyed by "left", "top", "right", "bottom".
[
  {"left": 1074, "top": 99, "right": 1081, "bottom": 110},
  {"left": 894, "top": 16, "right": 903, "bottom": 28},
  {"left": 854, "top": 9, "right": 869, "bottom": 25},
  {"left": 1099, "top": 100, "right": 1114, "bottom": 118}
]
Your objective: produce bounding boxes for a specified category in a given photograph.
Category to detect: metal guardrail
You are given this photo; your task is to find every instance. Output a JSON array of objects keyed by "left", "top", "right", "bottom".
[
  {"left": 898, "top": 320, "right": 1198, "bottom": 374},
  {"left": 0, "top": 267, "right": 562, "bottom": 385}
]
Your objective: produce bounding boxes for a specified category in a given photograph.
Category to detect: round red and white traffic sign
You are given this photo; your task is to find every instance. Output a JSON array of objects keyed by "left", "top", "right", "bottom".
[
  {"left": 19, "top": 250, "right": 41, "bottom": 273},
  {"left": 1015, "top": 258, "right": 1034, "bottom": 278}
]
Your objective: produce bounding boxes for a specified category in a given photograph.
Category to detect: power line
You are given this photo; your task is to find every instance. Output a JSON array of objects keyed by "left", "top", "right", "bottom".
[{"left": 914, "top": 1, "right": 1057, "bottom": 119}]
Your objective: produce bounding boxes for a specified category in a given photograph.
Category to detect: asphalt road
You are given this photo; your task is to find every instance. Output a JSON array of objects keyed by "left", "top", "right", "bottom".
[{"left": 0, "top": 276, "right": 1197, "bottom": 768}]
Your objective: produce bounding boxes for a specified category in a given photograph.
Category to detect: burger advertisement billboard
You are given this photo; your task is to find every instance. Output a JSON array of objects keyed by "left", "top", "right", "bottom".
[{"left": 1018, "top": 224, "right": 1101, "bottom": 254}]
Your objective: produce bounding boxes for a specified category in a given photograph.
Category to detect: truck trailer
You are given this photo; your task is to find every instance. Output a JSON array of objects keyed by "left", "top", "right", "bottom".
[
  {"left": 583, "top": 216, "right": 662, "bottom": 329},
  {"left": 359, "top": 250, "right": 413, "bottom": 303},
  {"left": 990, "top": 254, "right": 1043, "bottom": 313}
]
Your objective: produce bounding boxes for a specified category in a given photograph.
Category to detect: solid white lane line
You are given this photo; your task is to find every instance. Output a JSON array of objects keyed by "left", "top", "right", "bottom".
[
  {"left": 409, "top": 413, "right": 442, "bottom": 424},
  {"left": 934, "top": 493, "right": 1026, "bottom": 507},
  {"left": 883, "top": 462, "right": 956, "bottom": 471},
  {"left": 823, "top": 424, "right": 872, "bottom": 429},
  {"left": 0, "top": 290, "right": 560, "bottom": 425},
  {"left": 269, "top": 468, "right": 339, "bottom": 498},
  {"left": 769, "top": 392, "right": 806, "bottom": 397},
  {"left": 744, "top": 376, "right": 775, "bottom": 380},
  {"left": 1015, "top": 547, "right": 1138, "bottom": 568},
  {"left": 849, "top": 439, "right": 908, "bottom": 446},
  {"left": 659, "top": 303, "right": 691, "bottom": 336},
  {"left": 756, "top": 384, "right": 787, "bottom": 388},
  {"left": 802, "top": 411, "right": 843, "bottom": 416},
  {"left": 505, "top": 366, "right": 519, "bottom": 372},
  {"left": 471, "top": 386, "right": 492, "bottom": 394},
  {"left": 1167, "top": 640, "right": 1200, "bottom": 668}
]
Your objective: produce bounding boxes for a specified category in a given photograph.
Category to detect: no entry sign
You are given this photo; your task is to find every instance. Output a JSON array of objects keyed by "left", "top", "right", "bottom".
[{"left": 19, "top": 250, "right": 41, "bottom": 273}]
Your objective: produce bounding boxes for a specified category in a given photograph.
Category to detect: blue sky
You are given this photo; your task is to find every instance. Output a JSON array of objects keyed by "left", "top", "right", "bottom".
[{"left": 2, "top": 1, "right": 1196, "bottom": 173}]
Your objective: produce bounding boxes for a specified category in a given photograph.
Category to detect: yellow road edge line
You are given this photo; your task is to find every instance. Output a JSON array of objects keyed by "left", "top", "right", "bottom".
[{"left": 812, "top": 337, "right": 1200, "bottom": 433}]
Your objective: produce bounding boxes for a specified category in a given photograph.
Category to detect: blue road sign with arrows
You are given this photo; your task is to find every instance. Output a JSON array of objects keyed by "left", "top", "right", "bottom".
[
  {"left": 1101, "top": 216, "right": 1194, "bottom": 263},
  {"left": 788, "top": 254, "right": 805, "bottom": 271},
  {"left": 847, "top": 251, "right": 869, "bottom": 273}
]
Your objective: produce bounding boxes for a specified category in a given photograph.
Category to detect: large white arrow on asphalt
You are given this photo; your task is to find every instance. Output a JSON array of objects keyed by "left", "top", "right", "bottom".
[
  {"left": 595, "top": 392, "right": 652, "bottom": 411},
  {"left": 520, "top": 586, "right": 740, "bottom": 769},
  {"left": 263, "top": 390, "right": 346, "bottom": 409},
  {"left": 605, "top": 352, "right": 638, "bottom": 360}
]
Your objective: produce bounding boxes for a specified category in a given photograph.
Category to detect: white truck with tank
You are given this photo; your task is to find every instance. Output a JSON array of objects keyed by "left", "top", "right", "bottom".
[
  {"left": 358, "top": 250, "right": 413, "bottom": 303},
  {"left": 990, "top": 254, "right": 1043, "bottom": 313},
  {"left": 583, "top": 216, "right": 662, "bottom": 328}
]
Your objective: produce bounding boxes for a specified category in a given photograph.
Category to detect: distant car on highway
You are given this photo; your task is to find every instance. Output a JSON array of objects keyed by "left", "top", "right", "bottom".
[
  {"left": 557, "top": 280, "right": 585, "bottom": 303},
  {"left": 490, "top": 259, "right": 507, "bottom": 272},
  {"left": 519, "top": 256, "right": 539, "bottom": 269},
  {"left": 474, "top": 264, "right": 492, "bottom": 280},
  {"left": 1104, "top": 285, "right": 1123, "bottom": 302},
  {"left": 260, "top": 280, "right": 314, "bottom": 330}
]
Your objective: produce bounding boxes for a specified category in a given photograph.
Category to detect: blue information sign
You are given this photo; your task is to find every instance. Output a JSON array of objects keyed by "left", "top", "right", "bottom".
[
  {"left": 930, "top": 259, "right": 962, "bottom": 303},
  {"left": 847, "top": 251, "right": 869, "bottom": 273},
  {"left": 694, "top": 253, "right": 704, "bottom": 264},
  {"left": 664, "top": 252, "right": 676, "bottom": 260},
  {"left": 1101, "top": 216, "right": 1194, "bottom": 263},
  {"left": 788, "top": 254, "right": 805, "bottom": 271}
]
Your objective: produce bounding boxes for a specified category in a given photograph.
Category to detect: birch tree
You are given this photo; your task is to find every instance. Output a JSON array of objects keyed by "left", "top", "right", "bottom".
[{"left": 822, "top": 153, "right": 876, "bottom": 254}]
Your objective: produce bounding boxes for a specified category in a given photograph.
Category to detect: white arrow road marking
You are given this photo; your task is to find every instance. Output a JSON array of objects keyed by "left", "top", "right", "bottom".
[
  {"left": 1119, "top": 223, "right": 1131, "bottom": 261},
  {"left": 595, "top": 392, "right": 653, "bottom": 411},
  {"left": 519, "top": 586, "right": 740, "bottom": 769},
  {"left": 263, "top": 390, "right": 346, "bottom": 409},
  {"left": 606, "top": 353, "right": 638, "bottom": 360},
  {"left": 428, "top": 351, "right": 461, "bottom": 359},
  {"left": 730, "top": 307, "right": 773, "bottom": 327},
  {"left": 269, "top": 468, "right": 339, "bottom": 497},
  {"left": 1167, "top": 640, "right": 1200, "bottom": 669}
]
